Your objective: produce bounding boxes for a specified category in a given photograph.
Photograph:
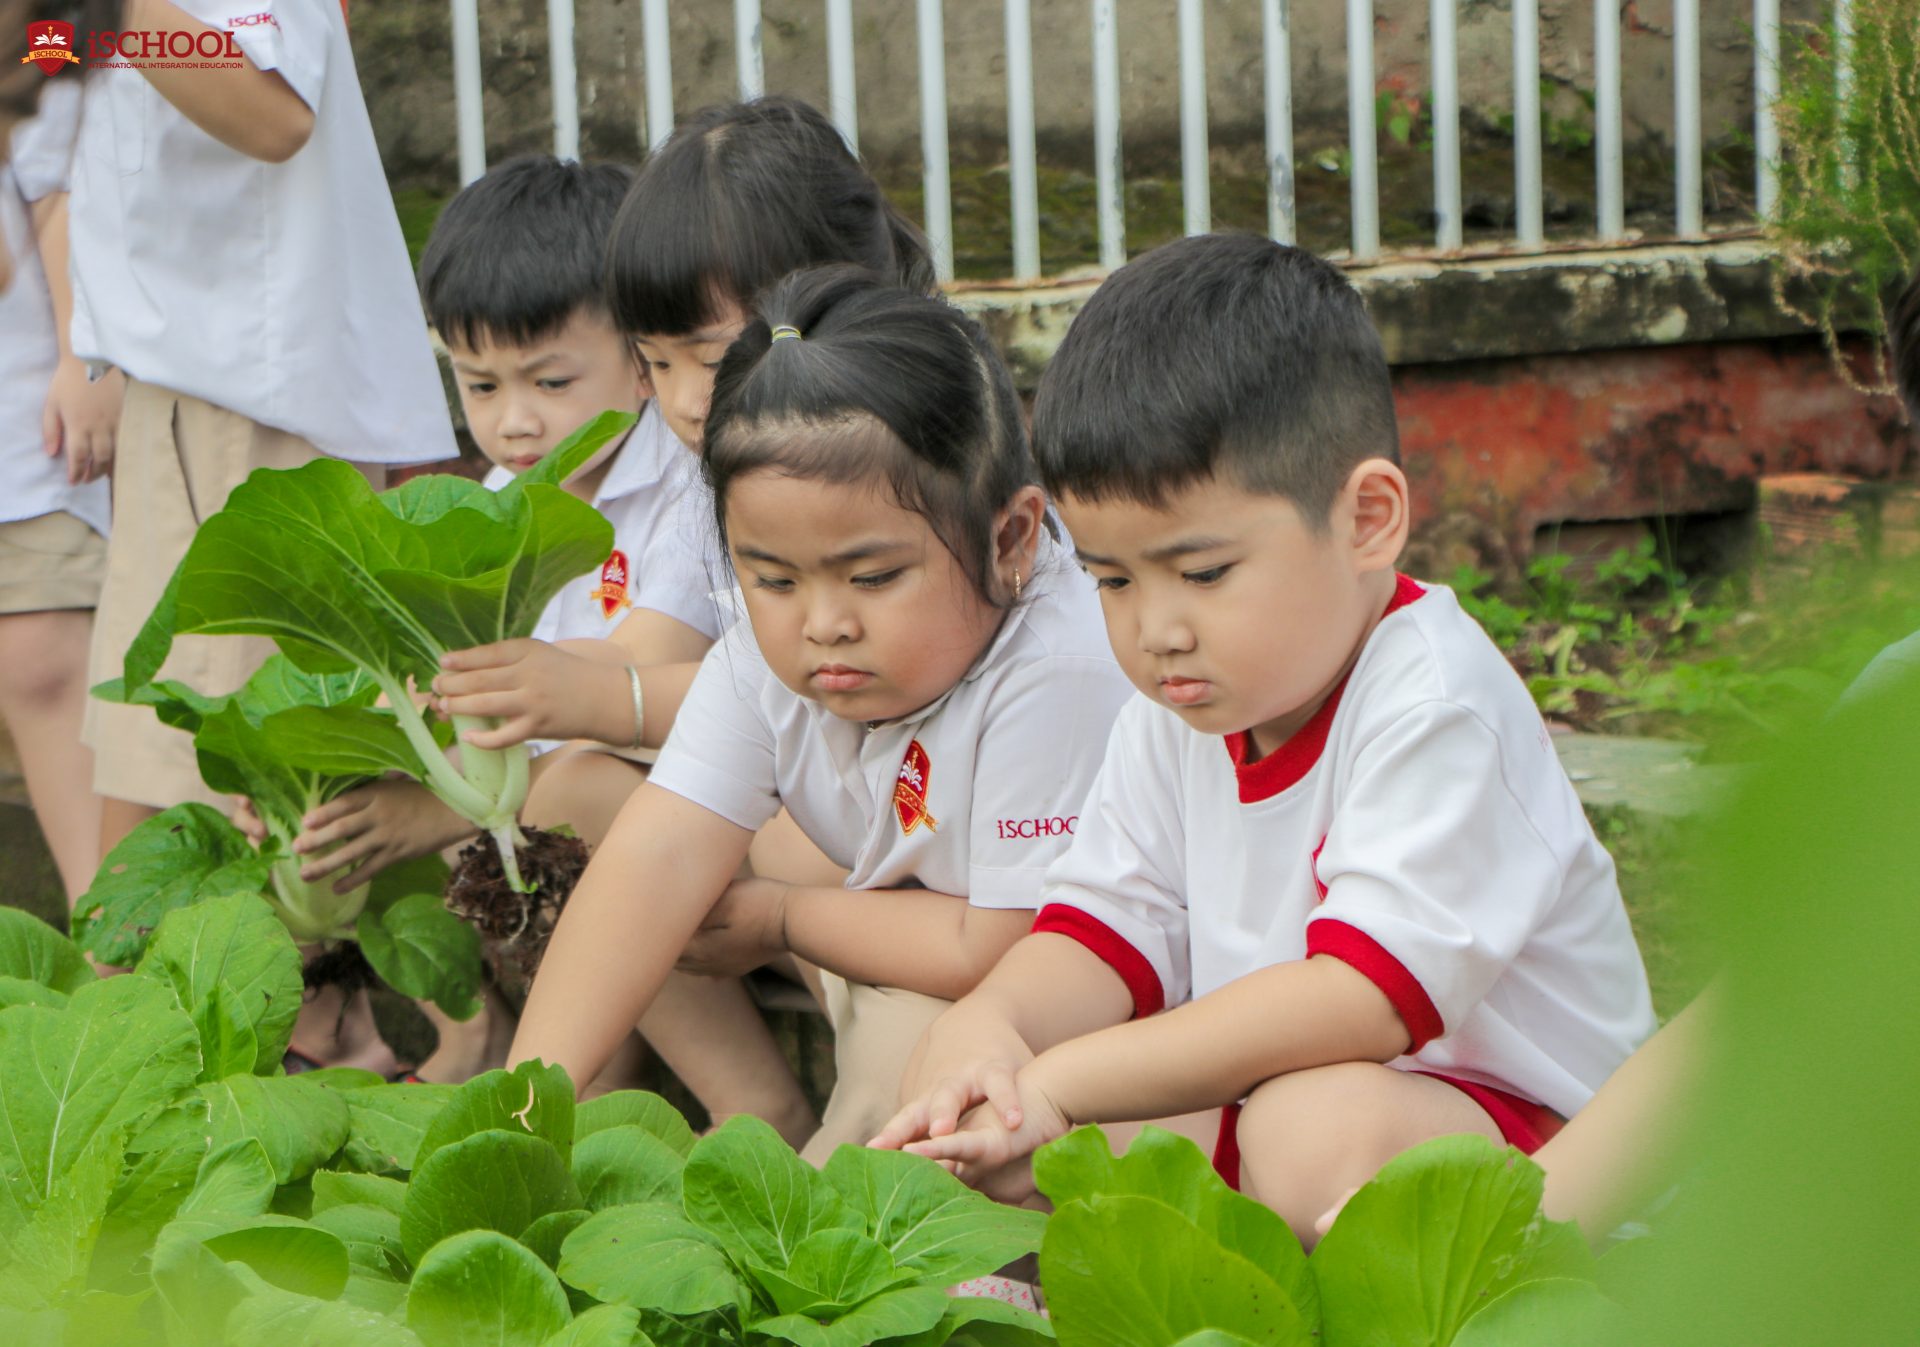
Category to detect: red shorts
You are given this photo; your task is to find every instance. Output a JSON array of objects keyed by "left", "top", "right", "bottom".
[{"left": 1210, "top": 1070, "right": 1566, "bottom": 1191}]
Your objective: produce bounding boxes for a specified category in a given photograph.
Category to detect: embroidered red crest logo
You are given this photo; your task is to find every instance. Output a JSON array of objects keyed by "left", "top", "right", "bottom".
[
  {"left": 24, "top": 20, "right": 78, "bottom": 75},
  {"left": 894, "top": 739, "right": 938, "bottom": 835},
  {"left": 590, "top": 549, "right": 631, "bottom": 619}
]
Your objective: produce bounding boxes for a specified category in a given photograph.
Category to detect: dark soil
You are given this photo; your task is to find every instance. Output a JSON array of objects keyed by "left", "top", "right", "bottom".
[{"left": 444, "top": 826, "right": 591, "bottom": 996}]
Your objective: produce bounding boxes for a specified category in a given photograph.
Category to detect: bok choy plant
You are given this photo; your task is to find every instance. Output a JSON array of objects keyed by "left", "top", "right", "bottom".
[{"left": 111, "top": 413, "right": 631, "bottom": 896}]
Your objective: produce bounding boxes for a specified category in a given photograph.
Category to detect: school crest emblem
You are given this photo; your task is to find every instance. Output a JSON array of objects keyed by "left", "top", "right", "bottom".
[
  {"left": 591, "top": 550, "right": 631, "bottom": 619},
  {"left": 894, "top": 739, "right": 938, "bottom": 835},
  {"left": 23, "top": 20, "right": 78, "bottom": 75}
]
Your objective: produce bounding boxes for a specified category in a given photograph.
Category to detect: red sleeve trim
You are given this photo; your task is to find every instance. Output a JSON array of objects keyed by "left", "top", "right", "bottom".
[
  {"left": 1306, "top": 918, "right": 1445, "bottom": 1051},
  {"left": 1031, "top": 904, "right": 1165, "bottom": 1019}
]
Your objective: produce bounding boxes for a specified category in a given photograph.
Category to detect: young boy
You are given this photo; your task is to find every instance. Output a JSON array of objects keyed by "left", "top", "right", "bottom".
[{"left": 875, "top": 234, "right": 1656, "bottom": 1241}]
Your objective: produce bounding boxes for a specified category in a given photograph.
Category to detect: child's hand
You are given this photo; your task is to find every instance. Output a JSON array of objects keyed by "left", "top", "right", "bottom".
[
  {"left": 895, "top": 1066, "right": 1071, "bottom": 1181},
  {"left": 292, "top": 779, "right": 477, "bottom": 892},
  {"left": 41, "top": 359, "right": 123, "bottom": 485},
  {"left": 876, "top": 1008, "right": 1035, "bottom": 1148},
  {"left": 677, "top": 877, "right": 790, "bottom": 977},
  {"left": 231, "top": 796, "right": 269, "bottom": 846},
  {"left": 432, "top": 639, "right": 624, "bottom": 750}
]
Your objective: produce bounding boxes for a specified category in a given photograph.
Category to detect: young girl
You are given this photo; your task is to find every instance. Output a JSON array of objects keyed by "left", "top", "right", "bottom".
[{"left": 506, "top": 268, "right": 1134, "bottom": 1161}]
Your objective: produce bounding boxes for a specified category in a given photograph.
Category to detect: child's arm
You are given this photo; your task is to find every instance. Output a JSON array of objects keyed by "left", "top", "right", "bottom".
[
  {"left": 509, "top": 781, "right": 754, "bottom": 1088},
  {"left": 678, "top": 877, "right": 1035, "bottom": 1001},
  {"left": 30, "top": 192, "right": 122, "bottom": 484},
  {"left": 123, "top": 0, "right": 316, "bottom": 163}
]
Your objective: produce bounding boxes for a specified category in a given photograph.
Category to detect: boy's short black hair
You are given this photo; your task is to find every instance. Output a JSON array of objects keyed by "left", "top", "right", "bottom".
[
  {"left": 418, "top": 154, "right": 634, "bottom": 353},
  {"left": 1032, "top": 233, "right": 1400, "bottom": 528}
]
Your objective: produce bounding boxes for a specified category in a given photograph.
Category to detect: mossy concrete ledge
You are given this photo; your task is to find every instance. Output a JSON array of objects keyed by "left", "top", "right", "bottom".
[{"left": 954, "top": 238, "right": 1817, "bottom": 390}]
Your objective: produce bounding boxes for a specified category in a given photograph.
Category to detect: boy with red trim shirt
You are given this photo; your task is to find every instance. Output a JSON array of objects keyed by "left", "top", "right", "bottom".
[{"left": 873, "top": 234, "right": 1654, "bottom": 1242}]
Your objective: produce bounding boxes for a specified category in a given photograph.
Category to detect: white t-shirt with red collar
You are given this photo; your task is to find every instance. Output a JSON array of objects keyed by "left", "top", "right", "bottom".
[
  {"left": 1032, "top": 576, "right": 1655, "bottom": 1118},
  {"left": 648, "top": 542, "right": 1133, "bottom": 910}
]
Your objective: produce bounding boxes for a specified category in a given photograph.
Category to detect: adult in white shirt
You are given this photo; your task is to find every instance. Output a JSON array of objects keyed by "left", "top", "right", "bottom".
[
  {"left": 67, "top": 0, "right": 457, "bottom": 847},
  {"left": 0, "top": 80, "right": 117, "bottom": 898}
]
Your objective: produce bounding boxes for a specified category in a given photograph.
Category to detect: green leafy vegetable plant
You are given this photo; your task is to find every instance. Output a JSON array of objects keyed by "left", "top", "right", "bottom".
[{"left": 109, "top": 411, "right": 630, "bottom": 895}]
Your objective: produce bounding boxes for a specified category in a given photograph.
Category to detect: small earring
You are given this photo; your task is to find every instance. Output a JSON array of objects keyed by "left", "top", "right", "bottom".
[{"left": 1012, "top": 568, "right": 1023, "bottom": 601}]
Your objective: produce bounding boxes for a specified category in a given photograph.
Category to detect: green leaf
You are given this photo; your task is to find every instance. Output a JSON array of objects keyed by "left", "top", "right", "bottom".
[
  {"left": 574, "top": 1090, "right": 696, "bottom": 1156},
  {"left": 0, "top": 975, "right": 201, "bottom": 1209},
  {"left": 889, "top": 1296, "right": 1056, "bottom": 1347},
  {"left": 519, "top": 1207, "right": 591, "bottom": 1270},
  {"left": 0, "top": 1127, "right": 124, "bottom": 1311},
  {"left": 541, "top": 1302, "right": 648, "bottom": 1347},
  {"left": 72, "top": 805, "right": 277, "bottom": 967},
  {"left": 341, "top": 1082, "right": 458, "bottom": 1174},
  {"left": 1450, "top": 1278, "right": 1624, "bottom": 1347},
  {"left": 558, "top": 1202, "right": 746, "bottom": 1317},
  {"left": 1168, "top": 1334, "right": 1261, "bottom": 1347},
  {"left": 824, "top": 1143, "right": 1046, "bottom": 1285},
  {"left": 139, "top": 892, "right": 305, "bottom": 1077},
  {"left": 309, "top": 1202, "right": 408, "bottom": 1279},
  {"left": 341, "top": 1270, "right": 408, "bottom": 1316},
  {"left": 150, "top": 1225, "right": 257, "bottom": 1347},
  {"left": 311, "top": 1169, "right": 409, "bottom": 1217},
  {"left": 571, "top": 1123, "right": 686, "bottom": 1211},
  {"left": 416, "top": 1061, "right": 576, "bottom": 1171},
  {"left": 753, "top": 1284, "right": 950, "bottom": 1347},
  {"left": 400, "top": 1129, "right": 582, "bottom": 1266},
  {"left": 164, "top": 1212, "right": 352, "bottom": 1300},
  {"left": 0, "top": 905, "right": 95, "bottom": 992},
  {"left": 681, "top": 1115, "right": 859, "bottom": 1268},
  {"left": 1033, "top": 1126, "right": 1314, "bottom": 1322},
  {"left": 0, "top": 977, "right": 66, "bottom": 1010},
  {"left": 1311, "top": 1135, "right": 1548, "bottom": 1347},
  {"left": 356, "top": 882, "right": 482, "bottom": 1020},
  {"left": 95, "top": 1127, "right": 210, "bottom": 1291},
  {"left": 296, "top": 1067, "right": 387, "bottom": 1092},
  {"left": 223, "top": 1285, "right": 426, "bottom": 1347},
  {"left": 504, "top": 411, "right": 639, "bottom": 499},
  {"left": 197, "top": 1074, "right": 352, "bottom": 1185},
  {"left": 746, "top": 1228, "right": 906, "bottom": 1316},
  {"left": 1040, "top": 1196, "right": 1313, "bottom": 1347},
  {"left": 406, "top": 1229, "right": 573, "bottom": 1347},
  {"left": 180, "top": 1138, "right": 277, "bottom": 1218}
]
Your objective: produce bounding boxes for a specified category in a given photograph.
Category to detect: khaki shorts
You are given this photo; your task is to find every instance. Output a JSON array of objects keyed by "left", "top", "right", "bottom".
[
  {"left": 82, "top": 379, "right": 384, "bottom": 809},
  {"left": 799, "top": 972, "right": 952, "bottom": 1166},
  {"left": 0, "top": 510, "right": 107, "bottom": 613}
]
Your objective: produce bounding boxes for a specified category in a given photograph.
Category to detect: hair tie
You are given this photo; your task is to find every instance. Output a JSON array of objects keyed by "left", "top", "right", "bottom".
[{"left": 770, "top": 325, "right": 803, "bottom": 343}]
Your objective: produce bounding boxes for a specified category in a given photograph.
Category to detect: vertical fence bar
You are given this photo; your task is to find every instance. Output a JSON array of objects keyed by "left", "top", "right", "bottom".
[
  {"left": 735, "top": 0, "right": 764, "bottom": 99},
  {"left": 1092, "top": 0, "right": 1126, "bottom": 269},
  {"left": 1178, "top": 0, "right": 1211, "bottom": 235},
  {"left": 1754, "top": 0, "right": 1779, "bottom": 217},
  {"left": 1430, "top": 0, "right": 1461, "bottom": 250},
  {"left": 1674, "top": 0, "right": 1702, "bottom": 235},
  {"left": 452, "top": 0, "right": 485, "bottom": 184},
  {"left": 1262, "top": 0, "right": 1295, "bottom": 244},
  {"left": 1005, "top": 0, "right": 1041, "bottom": 279},
  {"left": 1346, "top": 0, "right": 1380, "bottom": 259},
  {"left": 1513, "top": 0, "right": 1543, "bottom": 246},
  {"left": 827, "top": 0, "right": 859, "bottom": 153},
  {"left": 643, "top": 0, "right": 673, "bottom": 149},
  {"left": 1834, "top": 0, "right": 1855, "bottom": 187},
  {"left": 917, "top": 0, "right": 954, "bottom": 282},
  {"left": 547, "top": 0, "right": 580, "bottom": 160},
  {"left": 1595, "top": 0, "right": 1624, "bottom": 238}
]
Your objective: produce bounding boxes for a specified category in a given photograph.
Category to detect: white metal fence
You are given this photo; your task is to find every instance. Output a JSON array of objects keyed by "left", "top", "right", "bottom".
[{"left": 447, "top": 0, "right": 1853, "bottom": 284}]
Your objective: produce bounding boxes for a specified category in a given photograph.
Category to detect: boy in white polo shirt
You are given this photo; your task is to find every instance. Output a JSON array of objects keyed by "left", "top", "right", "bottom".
[
  {"left": 877, "top": 235, "right": 1655, "bottom": 1241},
  {"left": 70, "top": 0, "right": 457, "bottom": 850}
]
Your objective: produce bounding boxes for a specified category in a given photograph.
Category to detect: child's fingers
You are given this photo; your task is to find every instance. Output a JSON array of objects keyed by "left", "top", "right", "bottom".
[
  {"left": 924, "top": 1076, "right": 983, "bottom": 1139},
  {"left": 904, "top": 1128, "right": 999, "bottom": 1168},
  {"left": 435, "top": 690, "right": 525, "bottom": 722},
  {"left": 292, "top": 808, "right": 372, "bottom": 856},
  {"left": 979, "top": 1063, "right": 1024, "bottom": 1130},
  {"left": 300, "top": 792, "right": 369, "bottom": 832},
  {"left": 460, "top": 717, "right": 534, "bottom": 751},
  {"left": 868, "top": 1100, "right": 932, "bottom": 1151},
  {"left": 438, "top": 641, "right": 526, "bottom": 673}
]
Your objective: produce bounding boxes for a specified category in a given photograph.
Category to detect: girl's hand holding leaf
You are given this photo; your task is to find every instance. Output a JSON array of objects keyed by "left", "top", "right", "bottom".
[
  {"left": 677, "top": 876, "right": 792, "bottom": 977},
  {"left": 433, "top": 638, "right": 632, "bottom": 750},
  {"left": 294, "top": 778, "right": 478, "bottom": 893}
]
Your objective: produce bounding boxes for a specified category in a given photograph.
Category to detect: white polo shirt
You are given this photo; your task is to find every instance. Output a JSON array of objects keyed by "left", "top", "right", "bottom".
[
  {"left": 649, "top": 544, "right": 1133, "bottom": 908},
  {"left": 1, "top": 83, "right": 109, "bottom": 533},
  {"left": 65, "top": 0, "right": 455, "bottom": 466},
  {"left": 1033, "top": 577, "right": 1655, "bottom": 1117}
]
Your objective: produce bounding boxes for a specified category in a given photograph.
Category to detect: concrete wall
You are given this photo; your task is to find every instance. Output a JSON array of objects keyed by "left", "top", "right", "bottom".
[{"left": 351, "top": 0, "right": 1825, "bottom": 191}]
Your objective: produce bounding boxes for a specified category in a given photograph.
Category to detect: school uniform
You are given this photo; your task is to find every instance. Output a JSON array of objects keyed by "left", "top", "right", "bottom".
[
  {"left": 1032, "top": 576, "right": 1657, "bottom": 1186},
  {"left": 649, "top": 540, "right": 1134, "bottom": 1160},
  {"left": 482, "top": 402, "right": 730, "bottom": 755},
  {"left": 68, "top": 0, "right": 458, "bottom": 806},
  {"left": 0, "top": 82, "right": 109, "bottom": 614}
]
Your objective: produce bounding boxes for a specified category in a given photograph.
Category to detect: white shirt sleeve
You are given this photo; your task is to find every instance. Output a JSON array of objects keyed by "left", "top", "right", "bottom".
[
  {"left": 1306, "top": 700, "right": 1563, "bottom": 1051},
  {"left": 177, "top": 0, "right": 332, "bottom": 112},
  {"left": 8, "top": 81, "right": 80, "bottom": 202},
  {"left": 965, "top": 654, "right": 1135, "bottom": 910},
  {"left": 626, "top": 484, "right": 728, "bottom": 641},
  {"left": 1030, "top": 701, "right": 1191, "bottom": 1016},
  {"left": 645, "top": 630, "right": 783, "bottom": 833}
]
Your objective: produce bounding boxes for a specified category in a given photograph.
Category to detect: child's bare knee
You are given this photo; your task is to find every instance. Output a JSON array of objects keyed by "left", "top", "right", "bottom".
[
  {"left": 523, "top": 751, "right": 644, "bottom": 843},
  {"left": 1235, "top": 1062, "right": 1403, "bottom": 1233}
]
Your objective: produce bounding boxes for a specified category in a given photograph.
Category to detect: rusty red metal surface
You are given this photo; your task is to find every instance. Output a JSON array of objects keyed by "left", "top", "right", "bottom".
[{"left": 1393, "top": 335, "right": 1917, "bottom": 559}]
